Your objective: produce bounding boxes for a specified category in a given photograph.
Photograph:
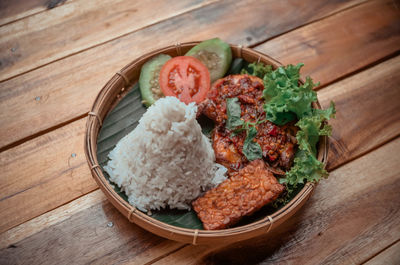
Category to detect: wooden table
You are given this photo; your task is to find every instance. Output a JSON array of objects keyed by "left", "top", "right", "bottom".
[{"left": 1, "top": 0, "right": 399, "bottom": 264}]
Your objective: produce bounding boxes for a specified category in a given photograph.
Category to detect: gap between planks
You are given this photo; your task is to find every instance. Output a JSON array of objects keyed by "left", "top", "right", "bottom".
[
  {"left": 0, "top": 112, "right": 88, "bottom": 153},
  {"left": 247, "top": 0, "right": 370, "bottom": 49},
  {"left": 0, "top": 189, "right": 104, "bottom": 249},
  {"left": 0, "top": 0, "right": 366, "bottom": 84},
  {"left": 327, "top": 132, "right": 400, "bottom": 171},
  {"left": 0, "top": 0, "right": 394, "bottom": 153},
  {"left": 0, "top": 0, "right": 221, "bottom": 83},
  {"left": 1, "top": 55, "right": 399, "bottom": 262},
  {"left": 1, "top": 13, "right": 399, "bottom": 235},
  {"left": 315, "top": 49, "right": 400, "bottom": 92},
  {"left": 149, "top": 136, "right": 400, "bottom": 265},
  {"left": 2, "top": 135, "right": 399, "bottom": 264},
  {"left": 361, "top": 239, "right": 400, "bottom": 264},
  {"left": 0, "top": 1, "right": 396, "bottom": 262},
  {"left": 1, "top": 51, "right": 398, "bottom": 156},
  {"left": 2, "top": 47, "right": 397, "bottom": 155},
  {"left": 3, "top": 0, "right": 390, "bottom": 231}
]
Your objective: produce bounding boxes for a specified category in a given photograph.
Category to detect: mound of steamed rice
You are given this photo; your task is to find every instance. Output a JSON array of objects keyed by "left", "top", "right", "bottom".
[{"left": 104, "top": 96, "right": 226, "bottom": 212}]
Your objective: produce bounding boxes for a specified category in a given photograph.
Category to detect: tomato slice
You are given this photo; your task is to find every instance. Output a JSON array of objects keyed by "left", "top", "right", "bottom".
[{"left": 159, "top": 56, "right": 210, "bottom": 104}]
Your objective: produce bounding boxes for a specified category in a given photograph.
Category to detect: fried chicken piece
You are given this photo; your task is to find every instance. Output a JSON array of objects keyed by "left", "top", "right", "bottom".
[
  {"left": 198, "top": 74, "right": 265, "bottom": 125},
  {"left": 199, "top": 74, "right": 298, "bottom": 170},
  {"left": 192, "top": 160, "right": 285, "bottom": 230},
  {"left": 212, "top": 125, "right": 246, "bottom": 171},
  {"left": 255, "top": 121, "right": 298, "bottom": 169},
  {"left": 212, "top": 122, "right": 297, "bottom": 171}
]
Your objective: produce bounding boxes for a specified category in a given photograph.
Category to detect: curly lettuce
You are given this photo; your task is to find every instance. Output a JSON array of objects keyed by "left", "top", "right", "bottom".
[
  {"left": 241, "top": 62, "right": 273, "bottom": 78},
  {"left": 263, "top": 63, "right": 320, "bottom": 125},
  {"left": 283, "top": 102, "right": 335, "bottom": 187},
  {"left": 245, "top": 62, "right": 336, "bottom": 202}
]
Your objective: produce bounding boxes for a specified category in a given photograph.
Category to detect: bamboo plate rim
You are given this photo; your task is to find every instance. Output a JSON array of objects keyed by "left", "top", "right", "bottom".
[{"left": 84, "top": 41, "right": 329, "bottom": 245}]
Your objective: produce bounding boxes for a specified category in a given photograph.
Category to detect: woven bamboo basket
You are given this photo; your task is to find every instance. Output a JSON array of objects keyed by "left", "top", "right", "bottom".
[{"left": 84, "top": 41, "right": 329, "bottom": 245}]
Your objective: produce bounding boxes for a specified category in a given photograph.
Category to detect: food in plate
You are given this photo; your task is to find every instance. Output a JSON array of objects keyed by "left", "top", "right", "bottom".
[
  {"left": 159, "top": 56, "right": 210, "bottom": 104},
  {"left": 138, "top": 38, "right": 232, "bottom": 106},
  {"left": 107, "top": 39, "right": 335, "bottom": 230},
  {"left": 104, "top": 96, "right": 227, "bottom": 212},
  {"left": 192, "top": 160, "right": 284, "bottom": 230}
]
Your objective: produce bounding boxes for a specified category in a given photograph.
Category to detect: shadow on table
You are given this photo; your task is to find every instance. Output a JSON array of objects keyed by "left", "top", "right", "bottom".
[{"left": 201, "top": 207, "right": 308, "bottom": 265}]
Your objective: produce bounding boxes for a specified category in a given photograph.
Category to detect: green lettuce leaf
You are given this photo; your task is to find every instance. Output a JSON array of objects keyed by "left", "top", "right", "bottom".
[
  {"left": 295, "top": 102, "right": 336, "bottom": 155},
  {"left": 284, "top": 151, "right": 328, "bottom": 185},
  {"left": 281, "top": 101, "right": 335, "bottom": 188},
  {"left": 241, "top": 62, "right": 273, "bottom": 78},
  {"left": 263, "top": 63, "right": 319, "bottom": 125}
]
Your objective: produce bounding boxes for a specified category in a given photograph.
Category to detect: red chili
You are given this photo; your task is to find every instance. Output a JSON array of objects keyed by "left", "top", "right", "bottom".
[
  {"left": 269, "top": 126, "right": 278, "bottom": 137},
  {"left": 268, "top": 154, "right": 277, "bottom": 161}
]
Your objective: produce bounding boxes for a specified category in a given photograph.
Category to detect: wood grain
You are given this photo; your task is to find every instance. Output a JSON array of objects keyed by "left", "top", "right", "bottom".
[
  {"left": 0, "top": 190, "right": 183, "bottom": 265},
  {"left": 1, "top": 55, "right": 399, "bottom": 264},
  {"left": 257, "top": 0, "right": 400, "bottom": 87},
  {"left": 0, "top": 0, "right": 397, "bottom": 263},
  {"left": 0, "top": 0, "right": 218, "bottom": 82},
  {"left": 364, "top": 240, "right": 400, "bottom": 265},
  {"left": 152, "top": 137, "right": 400, "bottom": 265},
  {"left": 0, "top": 118, "right": 97, "bottom": 233},
  {"left": 0, "top": 0, "right": 366, "bottom": 82},
  {"left": 318, "top": 55, "right": 400, "bottom": 170},
  {"left": 0, "top": 0, "right": 377, "bottom": 151},
  {"left": 0, "top": 0, "right": 71, "bottom": 26},
  {"left": 0, "top": 190, "right": 106, "bottom": 249}
]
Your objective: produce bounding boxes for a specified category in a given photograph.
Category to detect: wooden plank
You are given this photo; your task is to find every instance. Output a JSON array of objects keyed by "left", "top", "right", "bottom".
[
  {"left": 1, "top": 55, "right": 399, "bottom": 265},
  {"left": 0, "top": 0, "right": 71, "bottom": 26},
  {"left": 257, "top": 0, "right": 400, "bottom": 87},
  {"left": 0, "top": 190, "right": 183, "bottom": 265},
  {"left": 364, "top": 240, "right": 400, "bottom": 265},
  {"left": 151, "top": 137, "right": 400, "bottom": 265},
  {"left": 0, "top": 0, "right": 365, "bottom": 82},
  {"left": 318, "top": 55, "right": 400, "bottom": 170},
  {"left": 0, "top": 190, "right": 106, "bottom": 249},
  {"left": 0, "top": 0, "right": 387, "bottom": 233},
  {"left": 0, "top": 0, "right": 376, "bottom": 151},
  {"left": 0, "top": 118, "right": 98, "bottom": 233},
  {"left": 0, "top": 0, "right": 218, "bottom": 82}
]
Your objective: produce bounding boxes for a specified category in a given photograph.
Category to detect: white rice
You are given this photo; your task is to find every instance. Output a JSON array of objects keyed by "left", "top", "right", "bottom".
[{"left": 104, "top": 96, "right": 227, "bottom": 212}]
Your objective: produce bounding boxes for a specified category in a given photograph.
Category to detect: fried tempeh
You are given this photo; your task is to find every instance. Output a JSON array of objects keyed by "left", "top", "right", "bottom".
[{"left": 192, "top": 160, "right": 285, "bottom": 230}]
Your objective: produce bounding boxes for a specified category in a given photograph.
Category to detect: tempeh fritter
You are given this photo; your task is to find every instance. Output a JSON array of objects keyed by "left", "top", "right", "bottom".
[{"left": 192, "top": 160, "right": 285, "bottom": 230}]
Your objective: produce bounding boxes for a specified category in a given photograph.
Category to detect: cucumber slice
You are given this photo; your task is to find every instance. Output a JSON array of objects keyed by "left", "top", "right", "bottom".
[
  {"left": 139, "top": 54, "right": 172, "bottom": 107},
  {"left": 185, "top": 38, "right": 232, "bottom": 82}
]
